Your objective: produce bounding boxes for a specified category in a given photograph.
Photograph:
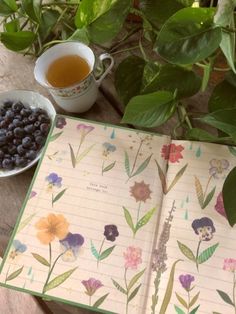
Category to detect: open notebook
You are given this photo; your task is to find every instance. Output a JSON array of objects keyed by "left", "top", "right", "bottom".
[{"left": 0, "top": 115, "right": 236, "bottom": 314}]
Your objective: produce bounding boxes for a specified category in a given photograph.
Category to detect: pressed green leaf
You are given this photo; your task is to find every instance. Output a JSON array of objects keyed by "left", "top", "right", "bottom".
[
  {"left": 197, "top": 243, "right": 219, "bottom": 264},
  {"left": 135, "top": 207, "right": 157, "bottom": 233},
  {"left": 39, "top": 10, "right": 60, "bottom": 42},
  {"left": 44, "top": 267, "right": 77, "bottom": 293},
  {"left": 167, "top": 164, "right": 188, "bottom": 194},
  {"left": 49, "top": 131, "right": 63, "bottom": 142},
  {"left": 90, "top": 241, "right": 100, "bottom": 260},
  {"left": 216, "top": 289, "right": 234, "bottom": 306},
  {"left": 128, "top": 268, "right": 146, "bottom": 292},
  {"left": 4, "top": 19, "right": 19, "bottom": 32},
  {"left": 22, "top": 0, "right": 41, "bottom": 23},
  {"left": 177, "top": 241, "right": 196, "bottom": 261},
  {"left": 194, "top": 176, "right": 204, "bottom": 208},
  {"left": 32, "top": 253, "right": 50, "bottom": 267},
  {"left": 128, "top": 284, "right": 142, "bottom": 303},
  {"left": 115, "top": 56, "right": 146, "bottom": 105},
  {"left": 6, "top": 266, "right": 24, "bottom": 281},
  {"left": 99, "top": 245, "right": 115, "bottom": 261},
  {"left": 223, "top": 167, "right": 236, "bottom": 226},
  {"left": 124, "top": 151, "right": 131, "bottom": 177},
  {"left": 111, "top": 279, "right": 127, "bottom": 294},
  {"left": 69, "top": 144, "right": 76, "bottom": 168},
  {"left": 155, "top": 160, "right": 167, "bottom": 194},
  {"left": 189, "top": 291, "right": 200, "bottom": 308},
  {"left": 175, "top": 293, "right": 188, "bottom": 309},
  {"left": 202, "top": 186, "right": 216, "bottom": 209},
  {"left": 156, "top": 8, "right": 222, "bottom": 64},
  {"left": 52, "top": 188, "right": 67, "bottom": 205},
  {"left": 132, "top": 153, "right": 152, "bottom": 178},
  {"left": 160, "top": 260, "right": 182, "bottom": 313},
  {"left": 69, "top": 27, "right": 90, "bottom": 45},
  {"left": 93, "top": 293, "right": 109, "bottom": 308},
  {"left": 0, "top": 0, "right": 15, "bottom": 16},
  {"left": 103, "top": 161, "right": 116, "bottom": 173},
  {"left": 0, "top": 31, "right": 36, "bottom": 51},
  {"left": 17, "top": 213, "right": 36, "bottom": 233},
  {"left": 123, "top": 206, "right": 135, "bottom": 233},
  {"left": 189, "top": 305, "right": 200, "bottom": 314},
  {"left": 174, "top": 305, "right": 185, "bottom": 314},
  {"left": 122, "top": 91, "right": 176, "bottom": 128},
  {"left": 76, "top": 144, "right": 95, "bottom": 164},
  {"left": 228, "top": 146, "right": 236, "bottom": 156}
]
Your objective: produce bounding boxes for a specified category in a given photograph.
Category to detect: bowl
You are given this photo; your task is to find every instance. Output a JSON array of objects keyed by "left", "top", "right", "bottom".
[{"left": 0, "top": 90, "right": 56, "bottom": 178}]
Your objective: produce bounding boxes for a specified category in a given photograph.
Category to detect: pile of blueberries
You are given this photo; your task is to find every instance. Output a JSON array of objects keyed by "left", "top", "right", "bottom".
[{"left": 0, "top": 100, "right": 51, "bottom": 170}]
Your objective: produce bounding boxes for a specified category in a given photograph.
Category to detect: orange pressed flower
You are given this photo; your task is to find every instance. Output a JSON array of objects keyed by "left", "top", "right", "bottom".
[{"left": 35, "top": 213, "right": 69, "bottom": 245}]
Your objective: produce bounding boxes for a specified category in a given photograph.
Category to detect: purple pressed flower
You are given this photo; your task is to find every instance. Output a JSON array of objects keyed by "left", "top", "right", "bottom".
[
  {"left": 192, "top": 217, "right": 216, "bottom": 241},
  {"left": 45, "top": 172, "right": 62, "bottom": 188},
  {"left": 179, "top": 274, "right": 194, "bottom": 291},
  {"left": 215, "top": 192, "right": 227, "bottom": 218},
  {"left": 209, "top": 159, "right": 229, "bottom": 179},
  {"left": 56, "top": 117, "right": 67, "bottom": 129},
  {"left": 77, "top": 124, "right": 94, "bottom": 136},
  {"left": 81, "top": 278, "right": 103, "bottom": 296},
  {"left": 60, "top": 232, "right": 84, "bottom": 262},
  {"left": 30, "top": 191, "right": 37, "bottom": 199},
  {"left": 104, "top": 225, "right": 119, "bottom": 242}
]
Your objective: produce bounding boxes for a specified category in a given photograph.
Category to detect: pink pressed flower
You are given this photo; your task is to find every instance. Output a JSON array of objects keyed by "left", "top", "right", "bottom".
[
  {"left": 161, "top": 144, "right": 184, "bottom": 163},
  {"left": 124, "top": 246, "right": 142, "bottom": 269},
  {"left": 30, "top": 191, "right": 37, "bottom": 199},
  {"left": 76, "top": 124, "right": 94, "bottom": 136},
  {"left": 223, "top": 258, "right": 236, "bottom": 272},
  {"left": 81, "top": 278, "right": 103, "bottom": 296},
  {"left": 215, "top": 192, "right": 227, "bottom": 218}
]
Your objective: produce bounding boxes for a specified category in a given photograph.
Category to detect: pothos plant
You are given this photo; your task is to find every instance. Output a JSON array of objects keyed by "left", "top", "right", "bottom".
[{"left": 0, "top": 0, "right": 236, "bottom": 225}]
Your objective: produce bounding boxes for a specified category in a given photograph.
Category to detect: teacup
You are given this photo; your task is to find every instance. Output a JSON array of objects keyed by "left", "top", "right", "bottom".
[{"left": 34, "top": 41, "right": 114, "bottom": 113}]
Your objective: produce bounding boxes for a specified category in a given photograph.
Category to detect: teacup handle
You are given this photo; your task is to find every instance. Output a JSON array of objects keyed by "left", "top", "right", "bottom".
[{"left": 95, "top": 53, "right": 114, "bottom": 86}]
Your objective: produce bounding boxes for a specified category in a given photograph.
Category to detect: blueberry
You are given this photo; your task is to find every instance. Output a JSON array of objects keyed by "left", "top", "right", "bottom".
[
  {"left": 3, "top": 101, "right": 13, "bottom": 110},
  {"left": 33, "top": 108, "right": 45, "bottom": 115},
  {"left": 8, "top": 145, "right": 17, "bottom": 155},
  {"left": 34, "top": 121, "right": 41, "bottom": 128},
  {"left": 0, "top": 120, "right": 8, "bottom": 128},
  {"left": 12, "top": 101, "right": 24, "bottom": 112},
  {"left": 2, "top": 158, "right": 14, "bottom": 169},
  {"left": 26, "top": 150, "right": 37, "bottom": 160},
  {"left": 30, "top": 142, "right": 37, "bottom": 151},
  {"left": 34, "top": 130, "right": 41, "bottom": 137},
  {"left": 7, "top": 123, "right": 15, "bottom": 131},
  {"left": 6, "top": 131, "right": 13, "bottom": 140},
  {"left": 0, "top": 108, "right": 6, "bottom": 116},
  {"left": 35, "top": 135, "right": 44, "bottom": 145},
  {"left": 20, "top": 108, "right": 31, "bottom": 117},
  {"left": 38, "top": 114, "right": 50, "bottom": 123},
  {"left": 17, "top": 144, "right": 26, "bottom": 156},
  {"left": 15, "top": 157, "right": 28, "bottom": 168},
  {"left": 0, "top": 150, "right": 4, "bottom": 159},
  {"left": 22, "top": 117, "right": 29, "bottom": 126},
  {"left": 22, "top": 136, "right": 32, "bottom": 148},
  {"left": 13, "top": 138, "right": 21, "bottom": 146},
  {"left": 14, "top": 127, "right": 24, "bottom": 138},
  {"left": 5, "top": 110, "right": 14, "bottom": 120},
  {"left": 24, "top": 124, "right": 35, "bottom": 134},
  {"left": 13, "top": 119, "right": 23, "bottom": 127},
  {"left": 28, "top": 114, "right": 37, "bottom": 123},
  {"left": 0, "top": 135, "right": 7, "bottom": 146},
  {"left": 0, "top": 129, "right": 6, "bottom": 136},
  {"left": 40, "top": 123, "right": 49, "bottom": 134},
  {"left": 1, "top": 145, "right": 8, "bottom": 153}
]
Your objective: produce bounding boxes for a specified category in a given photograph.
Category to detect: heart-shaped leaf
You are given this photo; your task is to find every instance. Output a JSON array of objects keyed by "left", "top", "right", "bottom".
[
  {"left": 0, "top": 31, "right": 36, "bottom": 51},
  {"left": 0, "top": 0, "right": 16, "bottom": 16},
  {"left": 22, "top": 0, "right": 41, "bottom": 23},
  {"left": 223, "top": 167, "right": 236, "bottom": 226}
]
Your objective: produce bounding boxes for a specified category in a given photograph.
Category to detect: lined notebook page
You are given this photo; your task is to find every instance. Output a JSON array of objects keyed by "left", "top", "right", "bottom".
[
  {"left": 147, "top": 140, "right": 236, "bottom": 314},
  {"left": 0, "top": 116, "right": 170, "bottom": 314}
]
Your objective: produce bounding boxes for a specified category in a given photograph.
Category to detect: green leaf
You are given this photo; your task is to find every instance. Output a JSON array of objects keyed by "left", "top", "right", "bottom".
[
  {"left": 99, "top": 245, "right": 116, "bottom": 261},
  {"left": 156, "top": 8, "right": 222, "bottom": 64},
  {"left": 69, "top": 144, "right": 76, "bottom": 168},
  {"left": 52, "top": 188, "right": 67, "bottom": 205},
  {"left": 124, "top": 151, "right": 131, "bottom": 177},
  {"left": 32, "top": 253, "right": 50, "bottom": 267},
  {"left": 186, "top": 128, "right": 229, "bottom": 143},
  {"left": 223, "top": 167, "right": 236, "bottom": 226},
  {"left": 216, "top": 290, "right": 234, "bottom": 306},
  {"left": 76, "top": 144, "right": 95, "bottom": 164},
  {"left": 115, "top": 56, "right": 146, "bottom": 105},
  {"left": 0, "top": 0, "right": 15, "bottom": 16},
  {"left": 160, "top": 260, "right": 182, "bottom": 313},
  {"left": 202, "top": 186, "right": 216, "bottom": 209},
  {"left": 135, "top": 207, "right": 157, "bottom": 233},
  {"left": 3, "top": 0, "right": 17, "bottom": 10},
  {"left": 189, "top": 305, "right": 200, "bottom": 314},
  {"left": 122, "top": 91, "right": 176, "bottom": 128},
  {"left": 39, "top": 10, "right": 60, "bottom": 42},
  {"left": 141, "top": 61, "right": 160, "bottom": 91},
  {"left": 4, "top": 19, "right": 19, "bottom": 32},
  {"left": 177, "top": 241, "right": 196, "bottom": 262},
  {"left": 49, "top": 131, "right": 63, "bottom": 142},
  {"left": 141, "top": 64, "right": 201, "bottom": 99},
  {"left": 90, "top": 241, "right": 100, "bottom": 260},
  {"left": 6, "top": 266, "right": 24, "bottom": 281},
  {"left": 132, "top": 153, "right": 152, "bottom": 178},
  {"left": 127, "top": 268, "right": 146, "bottom": 292},
  {"left": 123, "top": 206, "right": 135, "bottom": 233},
  {"left": 43, "top": 267, "right": 77, "bottom": 293},
  {"left": 0, "top": 31, "right": 36, "bottom": 51},
  {"left": 93, "top": 293, "right": 109, "bottom": 308},
  {"left": 194, "top": 176, "right": 204, "bottom": 208},
  {"left": 167, "top": 164, "right": 188, "bottom": 194},
  {"left": 189, "top": 292, "right": 200, "bottom": 308},
  {"left": 17, "top": 213, "right": 36, "bottom": 233},
  {"left": 175, "top": 293, "right": 188, "bottom": 309},
  {"left": 128, "top": 284, "right": 142, "bottom": 303},
  {"left": 103, "top": 161, "right": 116, "bottom": 173},
  {"left": 155, "top": 160, "right": 167, "bottom": 194},
  {"left": 68, "top": 27, "right": 90, "bottom": 45},
  {"left": 197, "top": 243, "right": 219, "bottom": 264},
  {"left": 201, "top": 60, "right": 213, "bottom": 92},
  {"left": 22, "top": 0, "right": 41, "bottom": 23},
  {"left": 174, "top": 305, "right": 185, "bottom": 314},
  {"left": 111, "top": 279, "right": 127, "bottom": 294},
  {"left": 228, "top": 146, "right": 236, "bottom": 156}
]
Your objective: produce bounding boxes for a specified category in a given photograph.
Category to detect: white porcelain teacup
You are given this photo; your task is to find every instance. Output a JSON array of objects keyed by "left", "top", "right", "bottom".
[{"left": 34, "top": 41, "right": 114, "bottom": 113}]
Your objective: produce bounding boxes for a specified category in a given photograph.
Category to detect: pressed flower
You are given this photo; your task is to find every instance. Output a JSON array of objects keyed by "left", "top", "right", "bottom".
[
  {"left": 102, "top": 142, "right": 116, "bottom": 156},
  {"left": 81, "top": 278, "right": 103, "bottom": 296},
  {"left": 103, "top": 225, "right": 119, "bottom": 242},
  {"left": 215, "top": 192, "right": 227, "bottom": 218},
  {"left": 45, "top": 172, "right": 62, "bottom": 188},
  {"left": 179, "top": 274, "right": 195, "bottom": 291},
  {"left": 124, "top": 246, "right": 142, "bottom": 269},
  {"left": 9, "top": 240, "right": 27, "bottom": 259},
  {"left": 30, "top": 191, "right": 37, "bottom": 199},
  {"left": 209, "top": 159, "right": 229, "bottom": 179},
  {"left": 130, "top": 181, "right": 152, "bottom": 203},
  {"left": 56, "top": 117, "right": 67, "bottom": 129},
  {"left": 77, "top": 124, "right": 94, "bottom": 136},
  {"left": 223, "top": 258, "right": 236, "bottom": 272},
  {"left": 60, "top": 232, "right": 84, "bottom": 262},
  {"left": 161, "top": 144, "right": 184, "bottom": 163},
  {"left": 192, "top": 217, "right": 216, "bottom": 241},
  {"left": 35, "top": 213, "right": 69, "bottom": 245}
]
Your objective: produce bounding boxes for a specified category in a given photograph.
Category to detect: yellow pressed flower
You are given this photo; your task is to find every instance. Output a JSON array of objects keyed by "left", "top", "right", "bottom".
[{"left": 35, "top": 213, "right": 69, "bottom": 245}]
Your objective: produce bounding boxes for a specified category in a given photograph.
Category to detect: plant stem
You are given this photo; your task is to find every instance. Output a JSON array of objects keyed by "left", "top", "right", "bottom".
[
  {"left": 124, "top": 268, "right": 129, "bottom": 314},
  {"left": 101, "top": 160, "right": 105, "bottom": 176},
  {"left": 110, "top": 26, "right": 141, "bottom": 52},
  {"left": 97, "top": 238, "right": 106, "bottom": 268},
  {"left": 203, "top": 175, "right": 213, "bottom": 201},
  {"left": 195, "top": 240, "right": 201, "bottom": 271},
  {"left": 136, "top": 201, "right": 142, "bottom": 225},
  {"left": 179, "top": 104, "right": 193, "bottom": 130},
  {"left": 111, "top": 45, "right": 140, "bottom": 56},
  {"left": 42, "top": 2, "right": 79, "bottom": 6},
  {"left": 89, "top": 295, "right": 92, "bottom": 306},
  {"left": 129, "top": 139, "right": 144, "bottom": 179},
  {"left": 187, "top": 290, "right": 190, "bottom": 314}
]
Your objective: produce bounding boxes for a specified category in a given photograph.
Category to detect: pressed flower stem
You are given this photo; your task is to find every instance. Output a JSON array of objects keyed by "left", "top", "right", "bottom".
[
  {"left": 126, "top": 139, "right": 144, "bottom": 183},
  {"left": 89, "top": 295, "right": 92, "bottom": 306},
  {"left": 195, "top": 240, "right": 201, "bottom": 271},
  {"left": 75, "top": 138, "right": 83, "bottom": 161},
  {"left": 49, "top": 243, "right": 52, "bottom": 272},
  {"left": 101, "top": 160, "right": 105, "bottom": 176},
  {"left": 203, "top": 175, "right": 213, "bottom": 201},
  {"left": 187, "top": 290, "right": 190, "bottom": 314},
  {"left": 136, "top": 202, "right": 142, "bottom": 225},
  {"left": 124, "top": 268, "right": 129, "bottom": 314},
  {"left": 97, "top": 238, "right": 106, "bottom": 268}
]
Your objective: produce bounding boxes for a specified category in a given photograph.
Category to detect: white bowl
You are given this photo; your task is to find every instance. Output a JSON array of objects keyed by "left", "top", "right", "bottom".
[{"left": 0, "top": 90, "right": 56, "bottom": 177}]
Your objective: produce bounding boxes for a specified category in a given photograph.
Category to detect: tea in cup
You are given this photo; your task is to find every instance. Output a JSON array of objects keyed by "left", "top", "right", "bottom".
[{"left": 34, "top": 42, "right": 114, "bottom": 113}]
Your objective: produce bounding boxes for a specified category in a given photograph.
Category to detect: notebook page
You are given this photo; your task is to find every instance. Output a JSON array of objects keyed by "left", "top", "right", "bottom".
[
  {"left": 0, "top": 116, "right": 170, "bottom": 314},
  {"left": 146, "top": 140, "right": 236, "bottom": 314}
]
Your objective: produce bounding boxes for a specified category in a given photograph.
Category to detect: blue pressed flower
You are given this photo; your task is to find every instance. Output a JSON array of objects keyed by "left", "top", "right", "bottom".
[
  {"left": 45, "top": 172, "right": 62, "bottom": 187},
  {"left": 102, "top": 142, "right": 116, "bottom": 156},
  {"left": 13, "top": 240, "right": 27, "bottom": 253},
  {"left": 59, "top": 232, "right": 84, "bottom": 262}
]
